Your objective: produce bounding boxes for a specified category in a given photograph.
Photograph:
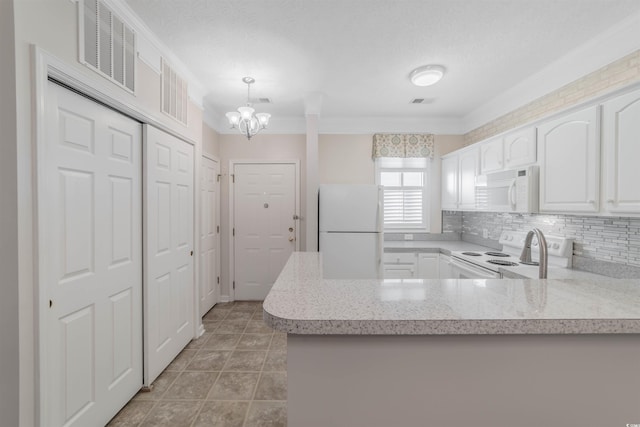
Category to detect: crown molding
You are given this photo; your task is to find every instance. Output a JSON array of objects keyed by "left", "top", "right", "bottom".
[{"left": 462, "top": 11, "right": 640, "bottom": 133}]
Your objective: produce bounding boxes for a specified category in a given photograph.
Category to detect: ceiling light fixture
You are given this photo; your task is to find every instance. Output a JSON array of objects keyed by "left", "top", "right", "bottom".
[
  {"left": 226, "top": 77, "right": 271, "bottom": 140},
  {"left": 409, "top": 65, "right": 446, "bottom": 87}
]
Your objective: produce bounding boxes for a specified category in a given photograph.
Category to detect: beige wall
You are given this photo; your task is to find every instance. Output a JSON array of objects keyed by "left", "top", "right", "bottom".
[
  {"left": 203, "top": 124, "right": 220, "bottom": 159},
  {"left": 218, "top": 133, "right": 306, "bottom": 299},
  {"left": 465, "top": 49, "right": 640, "bottom": 145},
  {"left": 319, "top": 134, "right": 376, "bottom": 184}
]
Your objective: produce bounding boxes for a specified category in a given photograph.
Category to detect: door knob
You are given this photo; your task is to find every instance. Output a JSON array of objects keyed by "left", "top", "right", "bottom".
[
  {"left": 289, "top": 227, "right": 294, "bottom": 232},
  {"left": 288, "top": 237, "right": 295, "bottom": 242}
]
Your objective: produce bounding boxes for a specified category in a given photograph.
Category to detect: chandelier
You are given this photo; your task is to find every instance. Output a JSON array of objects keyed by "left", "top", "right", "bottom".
[{"left": 225, "top": 77, "right": 271, "bottom": 140}]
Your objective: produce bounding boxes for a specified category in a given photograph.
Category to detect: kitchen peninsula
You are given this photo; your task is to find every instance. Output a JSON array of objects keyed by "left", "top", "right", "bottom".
[{"left": 263, "top": 252, "right": 640, "bottom": 427}]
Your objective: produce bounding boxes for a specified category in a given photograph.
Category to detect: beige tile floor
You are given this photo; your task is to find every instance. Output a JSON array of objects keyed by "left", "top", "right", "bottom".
[{"left": 107, "top": 301, "right": 287, "bottom": 427}]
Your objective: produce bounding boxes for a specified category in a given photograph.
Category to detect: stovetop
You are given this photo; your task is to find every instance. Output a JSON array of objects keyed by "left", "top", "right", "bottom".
[{"left": 451, "top": 231, "right": 574, "bottom": 273}]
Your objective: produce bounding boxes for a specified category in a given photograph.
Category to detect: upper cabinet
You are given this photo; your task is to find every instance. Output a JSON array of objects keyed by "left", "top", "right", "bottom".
[
  {"left": 441, "top": 154, "right": 459, "bottom": 210},
  {"left": 601, "top": 88, "right": 640, "bottom": 214},
  {"left": 479, "top": 137, "right": 503, "bottom": 174},
  {"left": 458, "top": 147, "right": 479, "bottom": 210},
  {"left": 537, "top": 105, "right": 600, "bottom": 213},
  {"left": 504, "top": 126, "right": 536, "bottom": 169}
]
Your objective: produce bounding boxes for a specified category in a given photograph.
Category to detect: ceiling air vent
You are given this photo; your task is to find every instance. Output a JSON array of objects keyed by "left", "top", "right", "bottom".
[
  {"left": 410, "top": 98, "right": 435, "bottom": 104},
  {"left": 79, "top": 0, "right": 136, "bottom": 93}
]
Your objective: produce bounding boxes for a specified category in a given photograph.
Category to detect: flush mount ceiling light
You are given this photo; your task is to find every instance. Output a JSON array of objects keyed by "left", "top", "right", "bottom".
[
  {"left": 226, "top": 77, "right": 271, "bottom": 140},
  {"left": 409, "top": 65, "right": 446, "bottom": 87}
]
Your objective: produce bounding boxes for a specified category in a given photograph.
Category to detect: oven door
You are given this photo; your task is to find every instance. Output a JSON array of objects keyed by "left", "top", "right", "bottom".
[{"left": 450, "top": 257, "right": 501, "bottom": 279}]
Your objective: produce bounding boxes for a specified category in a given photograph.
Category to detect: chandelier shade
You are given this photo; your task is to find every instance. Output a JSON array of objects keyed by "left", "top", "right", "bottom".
[{"left": 226, "top": 77, "right": 271, "bottom": 140}]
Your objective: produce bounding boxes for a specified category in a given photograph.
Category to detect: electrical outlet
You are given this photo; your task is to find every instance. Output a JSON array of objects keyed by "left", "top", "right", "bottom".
[
  {"left": 482, "top": 228, "right": 489, "bottom": 239},
  {"left": 404, "top": 234, "right": 414, "bottom": 241}
]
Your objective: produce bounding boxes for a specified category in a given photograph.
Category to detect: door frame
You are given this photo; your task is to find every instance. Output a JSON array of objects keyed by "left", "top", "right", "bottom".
[
  {"left": 32, "top": 47, "right": 200, "bottom": 425},
  {"left": 228, "top": 159, "right": 300, "bottom": 302}
]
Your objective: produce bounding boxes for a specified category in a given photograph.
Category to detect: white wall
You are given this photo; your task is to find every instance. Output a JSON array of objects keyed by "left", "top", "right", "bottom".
[
  {"left": 0, "top": 1, "right": 20, "bottom": 426},
  {"left": 218, "top": 133, "right": 306, "bottom": 299}
]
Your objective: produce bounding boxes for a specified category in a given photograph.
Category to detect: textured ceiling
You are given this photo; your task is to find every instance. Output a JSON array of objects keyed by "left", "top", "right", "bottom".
[{"left": 125, "top": 0, "right": 640, "bottom": 126}]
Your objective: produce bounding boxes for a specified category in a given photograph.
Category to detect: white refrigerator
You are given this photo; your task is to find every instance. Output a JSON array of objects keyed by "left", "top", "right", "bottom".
[{"left": 318, "top": 184, "right": 383, "bottom": 279}]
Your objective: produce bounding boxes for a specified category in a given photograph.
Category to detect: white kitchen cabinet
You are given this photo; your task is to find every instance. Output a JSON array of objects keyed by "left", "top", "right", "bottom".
[
  {"left": 383, "top": 253, "right": 417, "bottom": 279},
  {"left": 537, "top": 105, "right": 600, "bottom": 213},
  {"left": 441, "top": 154, "right": 459, "bottom": 210},
  {"left": 504, "top": 126, "right": 536, "bottom": 168},
  {"left": 458, "top": 147, "right": 479, "bottom": 210},
  {"left": 601, "top": 88, "right": 640, "bottom": 214},
  {"left": 417, "top": 253, "right": 439, "bottom": 279},
  {"left": 480, "top": 137, "right": 504, "bottom": 174},
  {"left": 438, "top": 255, "right": 453, "bottom": 279}
]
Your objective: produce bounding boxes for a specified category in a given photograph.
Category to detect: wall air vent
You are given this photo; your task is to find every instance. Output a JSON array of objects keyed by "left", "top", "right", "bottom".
[
  {"left": 79, "top": 0, "right": 136, "bottom": 92},
  {"left": 410, "top": 98, "right": 435, "bottom": 104},
  {"left": 161, "top": 59, "right": 188, "bottom": 125}
]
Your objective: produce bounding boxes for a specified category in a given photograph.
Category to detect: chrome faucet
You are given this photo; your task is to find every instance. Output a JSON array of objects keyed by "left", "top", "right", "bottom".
[{"left": 519, "top": 228, "right": 548, "bottom": 279}]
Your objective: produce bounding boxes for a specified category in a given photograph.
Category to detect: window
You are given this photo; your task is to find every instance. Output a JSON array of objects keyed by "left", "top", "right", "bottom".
[{"left": 376, "top": 157, "right": 430, "bottom": 231}]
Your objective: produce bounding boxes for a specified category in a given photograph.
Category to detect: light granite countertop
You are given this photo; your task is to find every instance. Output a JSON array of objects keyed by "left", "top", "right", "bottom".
[{"left": 263, "top": 252, "right": 640, "bottom": 335}]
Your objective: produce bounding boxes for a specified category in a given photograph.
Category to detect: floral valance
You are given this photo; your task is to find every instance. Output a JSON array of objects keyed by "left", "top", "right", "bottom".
[{"left": 372, "top": 133, "right": 434, "bottom": 159}]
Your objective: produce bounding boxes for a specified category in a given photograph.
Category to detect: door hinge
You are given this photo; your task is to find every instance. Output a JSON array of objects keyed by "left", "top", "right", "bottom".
[
  {"left": 217, "top": 276, "right": 220, "bottom": 284},
  {"left": 217, "top": 225, "right": 220, "bottom": 233},
  {"left": 216, "top": 174, "right": 221, "bottom": 182},
  {"left": 233, "top": 281, "right": 235, "bottom": 290},
  {"left": 233, "top": 228, "right": 235, "bottom": 236},
  {"left": 231, "top": 174, "right": 235, "bottom": 183}
]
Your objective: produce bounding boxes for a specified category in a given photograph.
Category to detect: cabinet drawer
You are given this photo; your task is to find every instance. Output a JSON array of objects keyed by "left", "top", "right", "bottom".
[{"left": 383, "top": 253, "right": 416, "bottom": 264}]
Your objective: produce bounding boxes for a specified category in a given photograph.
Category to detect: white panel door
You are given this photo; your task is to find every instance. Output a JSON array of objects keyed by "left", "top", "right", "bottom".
[
  {"left": 602, "top": 88, "right": 640, "bottom": 214},
  {"left": 144, "top": 125, "right": 195, "bottom": 384},
  {"left": 200, "top": 156, "right": 220, "bottom": 316},
  {"left": 538, "top": 105, "right": 600, "bottom": 213},
  {"left": 41, "top": 82, "right": 142, "bottom": 427},
  {"left": 234, "top": 163, "right": 297, "bottom": 300}
]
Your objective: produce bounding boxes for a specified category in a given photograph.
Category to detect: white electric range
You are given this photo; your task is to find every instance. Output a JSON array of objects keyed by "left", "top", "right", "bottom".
[{"left": 449, "top": 231, "right": 574, "bottom": 279}]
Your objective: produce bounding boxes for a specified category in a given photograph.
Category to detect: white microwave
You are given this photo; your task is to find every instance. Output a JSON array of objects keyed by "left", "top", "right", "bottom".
[{"left": 475, "top": 165, "right": 538, "bottom": 213}]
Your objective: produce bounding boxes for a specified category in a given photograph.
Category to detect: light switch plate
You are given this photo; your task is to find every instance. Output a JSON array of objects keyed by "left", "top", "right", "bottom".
[{"left": 404, "top": 234, "right": 413, "bottom": 240}]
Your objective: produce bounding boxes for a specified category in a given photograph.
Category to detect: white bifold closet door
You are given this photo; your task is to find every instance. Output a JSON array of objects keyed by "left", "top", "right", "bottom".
[
  {"left": 144, "top": 124, "right": 195, "bottom": 385},
  {"left": 42, "top": 81, "right": 143, "bottom": 426}
]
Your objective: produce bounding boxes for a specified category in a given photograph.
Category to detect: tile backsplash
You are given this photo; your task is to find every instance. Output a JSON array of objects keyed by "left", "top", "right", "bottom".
[{"left": 444, "top": 211, "right": 640, "bottom": 271}]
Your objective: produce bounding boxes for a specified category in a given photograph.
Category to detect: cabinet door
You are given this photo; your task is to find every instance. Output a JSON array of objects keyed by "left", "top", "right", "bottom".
[
  {"left": 438, "top": 255, "right": 453, "bottom": 279},
  {"left": 602, "top": 88, "right": 640, "bottom": 214},
  {"left": 458, "top": 147, "right": 479, "bottom": 210},
  {"left": 538, "top": 105, "right": 600, "bottom": 213},
  {"left": 480, "top": 138, "right": 504, "bottom": 174},
  {"left": 504, "top": 127, "right": 536, "bottom": 168},
  {"left": 417, "top": 253, "right": 439, "bottom": 279},
  {"left": 441, "top": 155, "right": 459, "bottom": 210},
  {"left": 383, "top": 253, "right": 417, "bottom": 279}
]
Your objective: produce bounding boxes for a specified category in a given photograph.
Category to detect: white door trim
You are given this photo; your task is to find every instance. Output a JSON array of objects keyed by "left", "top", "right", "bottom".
[
  {"left": 32, "top": 46, "right": 199, "bottom": 425},
  {"left": 228, "top": 159, "right": 300, "bottom": 302}
]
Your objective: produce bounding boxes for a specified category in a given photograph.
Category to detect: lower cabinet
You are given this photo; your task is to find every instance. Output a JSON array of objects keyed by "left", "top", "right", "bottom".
[
  {"left": 438, "top": 255, "right": 453, "bottom": 279},
  {"left": 417, "top": 253, "right": 439, "bottom": 279},
  {"left": 383, "top": 253, "right": 417, "bottom": 279},
  {"left": 384, "top": 252, "right": 445, "bottom": 279}
]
